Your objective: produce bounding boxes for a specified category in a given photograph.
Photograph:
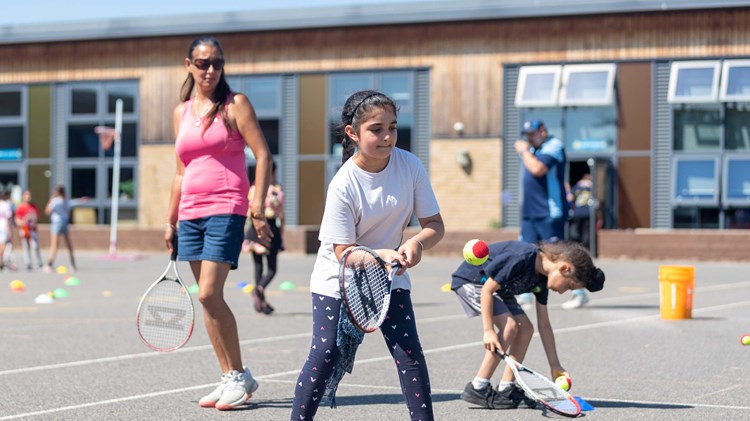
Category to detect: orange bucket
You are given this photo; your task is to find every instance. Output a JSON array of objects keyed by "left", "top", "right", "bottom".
[{"left": 658, "top": 265, "right": 694, "bottom": 320}]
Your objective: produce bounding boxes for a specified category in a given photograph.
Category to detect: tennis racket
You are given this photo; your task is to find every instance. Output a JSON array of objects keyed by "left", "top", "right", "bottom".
[
  {"left": 339, "top": 246, "right": 400, "bottom": 333},
  {"left": 496, "top": 351, "right": 581, "bottom": 417},
  {"left": 136, "top": 235, "right": 194, "bottom": 351}
]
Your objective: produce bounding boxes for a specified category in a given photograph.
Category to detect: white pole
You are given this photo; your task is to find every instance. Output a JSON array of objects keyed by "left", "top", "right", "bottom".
[{"left": 109, "top": 99, "right": 123, "bottom": 256}]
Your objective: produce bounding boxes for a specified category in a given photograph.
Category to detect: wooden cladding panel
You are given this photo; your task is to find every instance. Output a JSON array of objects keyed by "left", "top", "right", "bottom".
[
  {"left": 0, "top": 9, "right": 749, "bottom": 143},
  {"left": 617, "top": 156, "right": 651, "bottom": 229},
  {"left": 618, "top": 62, "right": 652, "bottom": 151},
  {"left": 297, "top": 160, "right": 325, "bottom": 225},
  {"left": 298, "top": 74, "right": 327, "bottom": 155}
]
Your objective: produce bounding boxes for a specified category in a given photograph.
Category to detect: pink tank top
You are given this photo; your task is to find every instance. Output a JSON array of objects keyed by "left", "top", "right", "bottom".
[{"left": 175, "top": 97, "right": 249, "bottom": 221}]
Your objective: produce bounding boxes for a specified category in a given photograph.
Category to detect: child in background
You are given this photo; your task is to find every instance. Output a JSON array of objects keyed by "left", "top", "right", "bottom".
[
  {"left": 44, "top": 185, "right": 77, "bottom": 272},
  {"left": 14, "top": 190, "right": 43, "bottom": 271},
  {"left": 0, "top": 189, "right": 14, "bottom": 271},
  {"left": 247, "top": 161, "right": 285, "bottom": 314},
  {"left": 290, "top": 90, "right": 445, "bottom": 421},
  {"left": 452, "top": 240, "right": 604, "bottom": 409}
]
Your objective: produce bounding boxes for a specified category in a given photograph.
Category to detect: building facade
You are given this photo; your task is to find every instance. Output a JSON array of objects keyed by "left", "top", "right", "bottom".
[{"left": 1, "top": 2, "right": 749, "bottom": 244}]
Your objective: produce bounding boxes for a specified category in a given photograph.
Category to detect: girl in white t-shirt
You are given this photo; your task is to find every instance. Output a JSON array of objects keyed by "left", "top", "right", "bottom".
[{"left": 291, "top": 91, "right": 445, "bottom": 421}]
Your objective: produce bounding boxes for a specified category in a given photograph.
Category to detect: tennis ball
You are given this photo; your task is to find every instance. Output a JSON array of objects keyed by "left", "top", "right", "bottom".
[
  {"left": 555, "top": 376, "right": 571, "bottom": 391},
  {"left": 741, "top": 334, "right": 750, "bottom": 346},
  {"left": 463, "top": 239, "right": 489, "bottom": 265}
]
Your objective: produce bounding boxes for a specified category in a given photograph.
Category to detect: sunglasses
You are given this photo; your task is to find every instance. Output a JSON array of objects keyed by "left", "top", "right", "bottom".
[{"left": 191, "top": 58, "right": 225, "bottom": 71}]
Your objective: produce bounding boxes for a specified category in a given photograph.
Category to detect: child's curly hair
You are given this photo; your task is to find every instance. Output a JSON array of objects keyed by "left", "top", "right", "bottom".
[{"left": 538, "top": 241, "right": 605, "bottom": 292}]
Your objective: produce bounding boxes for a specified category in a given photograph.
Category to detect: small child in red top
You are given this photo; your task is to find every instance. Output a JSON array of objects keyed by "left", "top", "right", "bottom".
[{"left": 14, "top": 190, "right": 43, "bottom": 270}]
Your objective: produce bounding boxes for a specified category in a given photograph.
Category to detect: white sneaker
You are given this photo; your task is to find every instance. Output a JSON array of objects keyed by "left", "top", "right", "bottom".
[
  {"left": 561, "top": 293, "right": 590, "bottom": 310},
  {"left": 215, "top": 367, "right": 258, "bottom": 411},
  {"left": 198, "top": 372, "right": 230, "bottom": 408}
]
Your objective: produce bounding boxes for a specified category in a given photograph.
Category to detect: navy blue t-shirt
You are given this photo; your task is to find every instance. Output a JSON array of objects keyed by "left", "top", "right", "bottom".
[
  {"left": 521, "top": 135, "right": 568, "bottom": 220},
  {"left": 451, "top": 241, "right": 549, "bottom": 305}
]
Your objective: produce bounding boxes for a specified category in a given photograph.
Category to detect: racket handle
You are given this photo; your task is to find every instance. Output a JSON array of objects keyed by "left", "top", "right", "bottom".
[{"left": 170, "top": 234, "right": 178, "bottom": 261}]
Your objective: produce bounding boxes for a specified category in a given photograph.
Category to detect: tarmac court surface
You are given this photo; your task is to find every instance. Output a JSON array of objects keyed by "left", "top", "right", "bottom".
[{"left": 1, "top": 251, "right": 748, "bottom": 420}]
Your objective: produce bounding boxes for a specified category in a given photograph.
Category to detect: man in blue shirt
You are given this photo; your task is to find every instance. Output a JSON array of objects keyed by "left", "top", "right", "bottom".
[{"left": 515, "top": 119, "right": 590, "bottom": 309}]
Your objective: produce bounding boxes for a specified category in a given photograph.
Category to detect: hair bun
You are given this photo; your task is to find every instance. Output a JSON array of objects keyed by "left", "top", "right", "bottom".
[{"left": 587, "top": 267, "right": 606, "bottom": 292}]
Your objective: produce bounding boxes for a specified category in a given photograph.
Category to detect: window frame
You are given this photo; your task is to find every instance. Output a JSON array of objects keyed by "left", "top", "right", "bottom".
[
  {"left": 515, "top": 65, "right": 562, "bottom": 108},
  {"left": 326, "top": 70, "right": 414, "bottom": 165},
  {"left": 719, "top": 59, "right": 750, "bottom": 103},
  {"left": 668, "top": 60, "right": 721, "bottom": 104},
  {"left": 559, "top": 63, "right": 617, "bottom": 106},
  {"left": 722, "top": 154, "right": 750, "bottom": 206},
  {"left": 65, "top": 81, "right": 139, "bottom": 224},
  {"left": 0, "top": 85, "right": 27, "bottom": 161},
  {"left": 671, "top": 155, "right": 721, "bottom": 206}
]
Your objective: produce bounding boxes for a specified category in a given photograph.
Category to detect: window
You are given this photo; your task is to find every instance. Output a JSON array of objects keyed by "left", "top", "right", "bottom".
[
  {"left": 564, "top": 107, "right": 617, "bottom": 153},
  {"left": 0, "top": 86, "right": 26, "bottom": 161},
  {"left": 327, "top": 71, "right": 414, "bottom": 156},
  {"left": 66, "top": 81, "right": 139, "bottom": 224},
  {"left": 670, "top": 59, "right": 750, "bottom": 228},
  {"left": 0, "top": 91, "right": 22, "bottom": 117},
  {"left": 723, "top": 156, "right": 750, "bottom": 205},
  {"left": 515, "top": 65, "right": 561, "bottom": 107},
  {"left": 720, "top": 60, "right": 750, "bottom": 102},
  {"left": 672, "top": 157, "right": 719, "bottom": 205},
  {"left": 229, "top": 75, "right": 284, "bottom": 179},
  {"left": 516, "top": 63, "right": 618, "bottom": 155},
  {"left": 673, "top": 106, "right": 721, "bottom": 152},
  {"left": 668, "top": 61, "right": 720, "bottom": 103},
  {"left": 560, "top": 64, "right": 616, "bottom": 106}
]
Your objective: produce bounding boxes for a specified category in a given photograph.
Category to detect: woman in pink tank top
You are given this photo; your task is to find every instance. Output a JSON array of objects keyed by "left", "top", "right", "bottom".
[{"left": 164, "top": 35, "right": 273, "bottom": 411}]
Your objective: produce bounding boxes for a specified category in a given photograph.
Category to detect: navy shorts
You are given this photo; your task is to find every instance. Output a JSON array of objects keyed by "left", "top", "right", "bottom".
[{"left": 178, "top": 214, "right": 246, "bottom": 270}]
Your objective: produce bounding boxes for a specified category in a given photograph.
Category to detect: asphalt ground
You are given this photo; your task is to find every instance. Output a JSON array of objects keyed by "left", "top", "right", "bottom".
[{"left": 0, "top": 250, "right": 749, "bottom": 420}]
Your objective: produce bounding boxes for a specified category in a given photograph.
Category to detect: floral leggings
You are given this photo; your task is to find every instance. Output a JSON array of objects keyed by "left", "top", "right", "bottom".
[{"left": 291, "top": 290, "right": 434, "bottom": 421}]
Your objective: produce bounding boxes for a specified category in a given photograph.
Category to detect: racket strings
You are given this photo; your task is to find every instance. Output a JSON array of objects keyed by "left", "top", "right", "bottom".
[
  {"left": 516, "top": 370, "right": 579, "bottom": 414},
  {"left": 137, "top": 279, "right": 193, "bottom": 351},
  {"left": 343, "top": 252, "right": 390, "bottom": 331}
]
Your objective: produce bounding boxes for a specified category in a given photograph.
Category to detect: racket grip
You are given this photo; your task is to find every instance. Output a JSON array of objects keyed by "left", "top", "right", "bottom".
[{"left": 170, "top": 234, "right": 178, "bottom": 261}]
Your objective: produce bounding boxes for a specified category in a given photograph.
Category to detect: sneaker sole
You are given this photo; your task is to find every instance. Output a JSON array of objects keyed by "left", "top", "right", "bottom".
[
  {"left": 460, "top": 394, "right": 487, "bottom": 408},
  {"left": 215, "top": 380, "right": 259, "bottom": 411}
]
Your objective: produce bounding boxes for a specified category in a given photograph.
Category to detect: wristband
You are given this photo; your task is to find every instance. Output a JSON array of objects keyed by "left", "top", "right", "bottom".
[
  {"left": 250, "top": 211, "right": 265, "bottom": 220},
  {"left": 165, "top": 223, "right": 177, "bottom": 231}
]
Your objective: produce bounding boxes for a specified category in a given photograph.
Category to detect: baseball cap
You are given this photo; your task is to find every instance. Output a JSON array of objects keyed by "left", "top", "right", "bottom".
[{"left": 521, "top": 119, "right": 544, "bottom": 134}]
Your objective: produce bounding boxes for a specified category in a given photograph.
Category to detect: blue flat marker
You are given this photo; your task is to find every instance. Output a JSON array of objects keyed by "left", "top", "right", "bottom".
[{"left": 574, "top": 396, "right": 594, "bottom": 411}]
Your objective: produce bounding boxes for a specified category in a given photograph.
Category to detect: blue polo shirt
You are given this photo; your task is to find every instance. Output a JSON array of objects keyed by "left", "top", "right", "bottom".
[
  {"left": 521, "top": 135, "right": 568, "bottom": 220},
  {"left": 451, "top": 241, "right": 549, "bottom": 305}
]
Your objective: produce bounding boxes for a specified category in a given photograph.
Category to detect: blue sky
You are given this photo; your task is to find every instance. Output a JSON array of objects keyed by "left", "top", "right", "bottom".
[{"left": 0, "top": 0, "right": 433, "bottom": 25}]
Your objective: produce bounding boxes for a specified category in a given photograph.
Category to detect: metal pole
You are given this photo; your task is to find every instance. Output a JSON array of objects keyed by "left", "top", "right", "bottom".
[
  {"left": 109, "top": 99, "right": 123, "bottom": 256},
  {"left": 587, "top": 158, "right": 597, "bottom": 257}
]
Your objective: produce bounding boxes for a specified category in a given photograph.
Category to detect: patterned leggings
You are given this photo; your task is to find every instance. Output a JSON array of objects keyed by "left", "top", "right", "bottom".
[{"left": 291, "top": 290, "right": 434, "bottom": 421}]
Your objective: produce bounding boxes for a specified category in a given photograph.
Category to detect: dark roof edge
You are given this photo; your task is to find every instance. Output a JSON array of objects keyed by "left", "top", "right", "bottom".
[{"left": 1, "top": 0, "right": 747, "bottom": 45}]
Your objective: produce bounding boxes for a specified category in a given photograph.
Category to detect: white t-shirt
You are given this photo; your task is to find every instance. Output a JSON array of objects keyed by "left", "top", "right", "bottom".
[
  {"left": 310, "top": 148, "right": 441, "bottom": 298},
  {"left": 0, "top": 200, "right": 12, "bottom": 234}
]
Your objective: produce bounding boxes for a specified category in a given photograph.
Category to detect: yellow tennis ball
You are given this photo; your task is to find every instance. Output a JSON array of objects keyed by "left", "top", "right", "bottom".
[
  {"left": 741, "top": 334, "right": 750, "bottom": 346},
  {"left": 463, "top": 239, "right": 489, "bottom": 265},
  {"left": 555, "top": 376, "right": 571, "bottom": 391}
]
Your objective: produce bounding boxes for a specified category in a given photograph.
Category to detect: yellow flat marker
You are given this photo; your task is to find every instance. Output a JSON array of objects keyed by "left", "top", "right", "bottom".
[
  {"left": 0, "top": 307, "right": 39, "bottom": 313},
  {"left": 618, "top": 287, "right": 649, "bottom": 293},
  {"left": 440, "top": 283, "right": 452, "bottom": 292}
]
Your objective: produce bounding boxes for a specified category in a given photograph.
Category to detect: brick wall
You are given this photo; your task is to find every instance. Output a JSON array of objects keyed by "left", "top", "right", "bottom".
[
  {"left": 21, "top": 225, "right": 750, "bottom": 262},
  {"left": 430, "top": 138, "right": 502, "bottom": 231}
]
